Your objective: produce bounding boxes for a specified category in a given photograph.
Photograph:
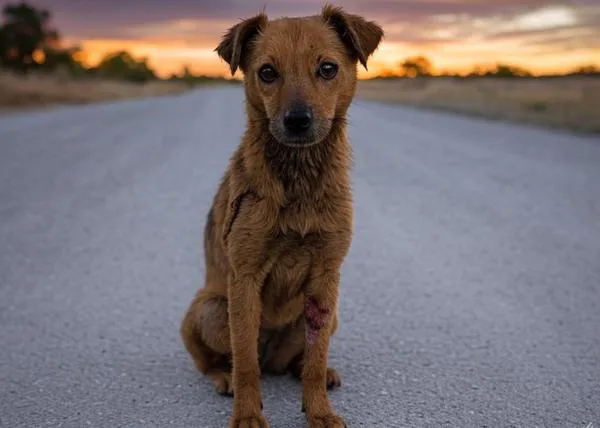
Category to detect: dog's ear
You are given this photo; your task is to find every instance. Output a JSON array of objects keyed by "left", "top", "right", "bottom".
[
  {"left": 215, "top": 13, "right": 268, "bottom": 75},
  {"left": 322, "top": 4, "right": 383, "bottom": 70}
]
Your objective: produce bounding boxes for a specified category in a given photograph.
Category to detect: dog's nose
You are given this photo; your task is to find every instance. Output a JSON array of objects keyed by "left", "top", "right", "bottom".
[{"left": 283, "top": 107, "right": 313, "bottom": 134}]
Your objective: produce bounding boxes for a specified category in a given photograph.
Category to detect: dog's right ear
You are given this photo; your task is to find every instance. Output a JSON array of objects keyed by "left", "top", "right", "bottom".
[{"left": 215, "top": 13, "right": 268, "bottom": 76}]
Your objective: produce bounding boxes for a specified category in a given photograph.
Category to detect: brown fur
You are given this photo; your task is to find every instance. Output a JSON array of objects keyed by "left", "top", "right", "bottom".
[{"left": 180, "top": 5, "right": 383, "bottom": 427}]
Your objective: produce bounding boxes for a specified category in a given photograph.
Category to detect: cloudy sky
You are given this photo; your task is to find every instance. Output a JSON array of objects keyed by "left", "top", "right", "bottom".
[{"left": 3, "top": 0, "right": 599, "bottom": 77}]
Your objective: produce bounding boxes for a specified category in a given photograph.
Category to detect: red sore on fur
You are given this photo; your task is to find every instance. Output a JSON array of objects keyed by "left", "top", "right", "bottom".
[{"left": 305, "top": 296, "right": 330, "bottom": 345}]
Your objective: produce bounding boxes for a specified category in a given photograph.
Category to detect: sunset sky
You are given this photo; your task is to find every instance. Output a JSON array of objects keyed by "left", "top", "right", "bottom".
[{"left": 2, "top": 0, "right": 599, "bottom": 78}]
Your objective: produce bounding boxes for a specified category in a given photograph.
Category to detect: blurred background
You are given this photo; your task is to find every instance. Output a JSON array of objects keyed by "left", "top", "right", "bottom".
[
  {"left": 2, "top": 3, "right": 600, "bottom": 427},
  {"left": 0, "top": 0, "right": 599, "bottom": 132}
]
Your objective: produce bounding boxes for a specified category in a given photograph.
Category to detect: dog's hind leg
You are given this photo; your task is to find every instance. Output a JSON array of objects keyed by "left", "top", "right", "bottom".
[
  {"left": 180, "top": 290, "right": 233, "bottom": 396},
  {"left": 264, "top": 316, "right": 342, "bottom": 391},
  {"left": 260, "top": 319, "right": 305, "bottom": 376}
]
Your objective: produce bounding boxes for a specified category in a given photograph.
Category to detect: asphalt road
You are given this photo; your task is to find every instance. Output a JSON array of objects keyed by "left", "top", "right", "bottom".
[{"left": 1, "top": 86, "right": 599, "bottom": 428}]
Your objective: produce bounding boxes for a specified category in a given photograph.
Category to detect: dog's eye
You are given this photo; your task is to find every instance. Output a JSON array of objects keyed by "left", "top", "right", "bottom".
[
  {"left": 258, "top": 65, "right": 278, "bottom": 83},
  {"left": 318, "top": 62, "right": 338, "bottom": 80}
]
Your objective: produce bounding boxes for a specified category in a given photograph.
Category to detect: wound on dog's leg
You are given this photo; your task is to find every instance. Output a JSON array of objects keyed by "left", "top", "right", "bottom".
[{"left": 304, "top": 296, "right": 330, "bottom": 345}]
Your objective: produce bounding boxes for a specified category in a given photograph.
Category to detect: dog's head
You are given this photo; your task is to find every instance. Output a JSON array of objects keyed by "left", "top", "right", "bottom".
[{"left": 216, "top": 5, "right": 383, "bottom": 147}]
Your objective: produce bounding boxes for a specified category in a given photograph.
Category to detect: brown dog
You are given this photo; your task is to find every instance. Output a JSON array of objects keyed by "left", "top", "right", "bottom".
[{"left": 180, "top": 5, "right": 383, "bottom": 427}]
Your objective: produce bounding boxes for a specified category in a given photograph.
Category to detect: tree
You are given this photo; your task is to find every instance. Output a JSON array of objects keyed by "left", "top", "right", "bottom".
[
  {"left": 399, "top": 55, "right": 433, "bottom": 77},
  {"left": 486, "top": 64, "right": 532, "bottom": 78},
  {"left": 41, "top": 45, "right": 87, "bottom": 76},
  {"left": 181, "top": 64, "right": 193, "bottom": 82},
  {"left": 570, "top": 64, "right": 600, "bottom": 76},
  {"left": 0, "top": 2, "right": 59, "bottom": 73},
  {"left": 467, "top": 65, "right": 485, "bottom": 77},
  {"left": 93, "top": 51, "right": 156, "bottom": 82}
]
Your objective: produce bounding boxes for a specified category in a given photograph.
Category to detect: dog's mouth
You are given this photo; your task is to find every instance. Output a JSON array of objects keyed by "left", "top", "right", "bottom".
[{"left": 269, "top": 118, "right": 332, "bottom": 148}]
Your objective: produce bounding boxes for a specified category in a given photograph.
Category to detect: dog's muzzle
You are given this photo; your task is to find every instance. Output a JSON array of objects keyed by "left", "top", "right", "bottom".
[
  {"left": 269, "top": 102, "right": 328, "bottom": 147},
  {"left": 283, "top": 105, "right": 313, "bottom": 135}
]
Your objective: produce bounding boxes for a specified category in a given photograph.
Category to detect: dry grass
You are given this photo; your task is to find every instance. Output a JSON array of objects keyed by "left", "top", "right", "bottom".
[
  {"left": 0, "top": 71, "right": 193, "bottom": 112},
  {"left": 357, "top": 77, "right": 600, "bottom": 133}
]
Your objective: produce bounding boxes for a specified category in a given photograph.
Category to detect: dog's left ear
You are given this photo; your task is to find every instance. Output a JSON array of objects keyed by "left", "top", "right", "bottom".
[
  {"left": 322, "top": 5, "right": 384, "bottom": 70},
  {"left": 215, "top": 12, "right": 268, "bottom": 75}
]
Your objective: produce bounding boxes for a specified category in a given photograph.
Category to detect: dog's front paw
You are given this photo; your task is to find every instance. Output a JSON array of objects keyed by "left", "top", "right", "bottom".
[
  {"left": 228, "top": 413, "right": 270, "bottom": 428},
  {"left": 307, "top": 413, "right": 347, "bottom": 428}
]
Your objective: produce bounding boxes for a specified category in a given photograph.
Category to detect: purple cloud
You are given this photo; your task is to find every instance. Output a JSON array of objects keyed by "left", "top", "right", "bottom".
[{"left": 1, "top": 0, "right": 598, "bottom": 51}]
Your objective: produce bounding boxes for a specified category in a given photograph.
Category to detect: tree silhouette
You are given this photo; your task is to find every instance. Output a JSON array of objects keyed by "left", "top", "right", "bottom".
[
  {"left": 0, "top": 2, "right": 59, "bottom": 73},
  {"left": 399, "top": 56, "right": 433, "bottom": 77},
  {"left": 570, "top": 64, "right": 600, "bottom": 76},
  {"left": 93, "top": 51, "right": 156, "bottom": 82},
  {"left": 42, "top": 45, "right": 86, "bottom": 76},
  {"left": 487, "top": 64, "right": 532, "bottom": 78}
]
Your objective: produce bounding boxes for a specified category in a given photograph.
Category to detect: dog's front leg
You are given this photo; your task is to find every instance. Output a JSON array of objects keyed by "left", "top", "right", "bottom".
[
  {"left": 224, "top": 191, "right": 277, "bottom": 428},
  {"left": 302, "top": 267, "right": 346, "bottom": 428},
  {"left": 227, "top": 272, "right": 268, "bottom": 428}
]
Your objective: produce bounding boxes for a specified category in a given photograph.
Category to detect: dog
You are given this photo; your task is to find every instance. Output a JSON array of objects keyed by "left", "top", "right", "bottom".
[{"left": 180, "top": 5, "right": 383, "bottom": 427}]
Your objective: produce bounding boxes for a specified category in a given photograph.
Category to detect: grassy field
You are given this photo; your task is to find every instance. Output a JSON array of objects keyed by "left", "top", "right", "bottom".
[
  {"left": 357, "top": 77, "right": 600, "bottom": 134},
  {"left": 0, "top": 71, "right": 216, "bottom": 112},
  {"left": 4, "top": 72, "right": 598, "bottom": 134}
]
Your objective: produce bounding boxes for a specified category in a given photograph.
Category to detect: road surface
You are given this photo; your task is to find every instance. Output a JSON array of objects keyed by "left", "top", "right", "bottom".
[{"left": 1, "top": 87, "right": 599, "bottom": 428}]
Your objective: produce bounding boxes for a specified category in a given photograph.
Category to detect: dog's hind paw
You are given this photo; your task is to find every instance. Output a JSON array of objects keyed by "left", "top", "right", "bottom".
[
  {"left": 326, "top": 368, "right": 342, "bottom": 390},
  {"left": 212, "top": 372, "right": 234, "bottom": 397},
  {"left": 291, "top": 364, "right": 342, "bottom": 390}
]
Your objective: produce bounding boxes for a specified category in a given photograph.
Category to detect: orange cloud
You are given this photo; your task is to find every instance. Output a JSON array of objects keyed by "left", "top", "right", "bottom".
[{"left": 72, "top": 37, "right": 599, "bottom": 79}]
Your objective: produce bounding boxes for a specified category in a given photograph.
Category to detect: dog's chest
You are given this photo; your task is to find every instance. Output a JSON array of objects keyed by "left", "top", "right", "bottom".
[
  {"left": 259, "top": 197, "right": 347, "bottom": 328},
  {"left": 277, "top": 197, "right": 340, "bottom": 237}
]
